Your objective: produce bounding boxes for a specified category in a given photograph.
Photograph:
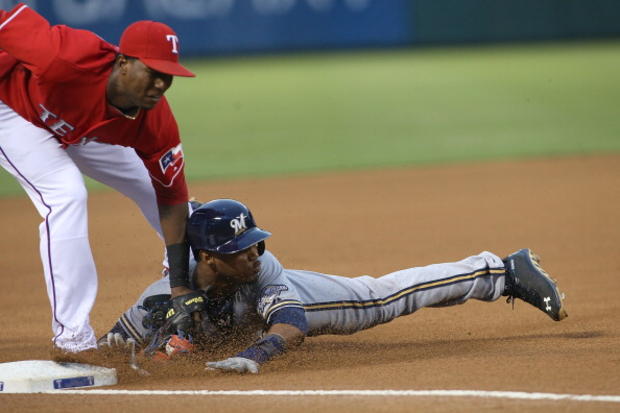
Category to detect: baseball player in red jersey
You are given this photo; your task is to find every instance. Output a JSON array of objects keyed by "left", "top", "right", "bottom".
[{"left": 0, "top": 3, "right": 204, "bottom": 357}]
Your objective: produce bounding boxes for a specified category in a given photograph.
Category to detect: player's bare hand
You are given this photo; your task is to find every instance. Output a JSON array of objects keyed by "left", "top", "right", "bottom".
[
  {"left": 98, "top": 332, "right": 136, "bottom": 351},
  {"left": 206, "top": 357, "right": 260, "bottom": 374}
]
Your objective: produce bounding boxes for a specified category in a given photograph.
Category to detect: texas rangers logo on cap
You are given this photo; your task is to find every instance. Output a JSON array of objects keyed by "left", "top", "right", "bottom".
[
  {"left": 119, "top": 20, "right": 195, "bottom": 77},
  {"left": 166, "top": 34, "right": 179, "bottom": 54}
]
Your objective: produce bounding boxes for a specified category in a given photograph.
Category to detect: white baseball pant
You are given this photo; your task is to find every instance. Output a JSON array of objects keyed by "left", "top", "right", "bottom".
[{"left": 0, "top": 100, "right": 162, "bottom": 352}]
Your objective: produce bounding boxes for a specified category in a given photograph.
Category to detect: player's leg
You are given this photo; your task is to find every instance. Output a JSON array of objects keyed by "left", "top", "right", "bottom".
[
  {"left": 363, "top": 251, "right": 505, "bottom": 324},
  {"left": 65, "top": 142, "right": 162, "bottom": 237},
  {"left": 304, "top": 251, "right": 505, "bottom": 335},
  {"left": 0, "top": 101, "right": 97, "bottom": 352},
  {"left": 361, "top": 249, "right": 567, "bottom": 323}
]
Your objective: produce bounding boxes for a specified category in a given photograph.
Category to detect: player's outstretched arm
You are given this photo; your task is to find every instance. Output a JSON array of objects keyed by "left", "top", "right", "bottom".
[
  {"left": 206, "top": 323, "right": 305, "bottom": 374},
  {"left": 159, "top": 202, "right": 207, "bottom": 332},
  {"left": 159, "top": 202, "right": 191, "bottom": 295}
]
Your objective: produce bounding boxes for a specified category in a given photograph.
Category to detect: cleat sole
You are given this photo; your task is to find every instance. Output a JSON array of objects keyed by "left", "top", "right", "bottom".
[{"left": 528, "top": 249, "right": 568, "bottom": 321}]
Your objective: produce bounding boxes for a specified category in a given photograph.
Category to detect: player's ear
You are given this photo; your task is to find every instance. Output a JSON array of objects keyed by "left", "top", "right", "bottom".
[
  {"left": 198, "top": 250, "right": 211, "bottom": 263},
  {"left": 115, "top": 54, "right": 130, "bottom": 74}
]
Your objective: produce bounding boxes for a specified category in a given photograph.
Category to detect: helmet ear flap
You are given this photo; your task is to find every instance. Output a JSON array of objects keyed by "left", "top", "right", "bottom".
[{"left": 257, "top": 241, "right": 265, "bottom": 256}]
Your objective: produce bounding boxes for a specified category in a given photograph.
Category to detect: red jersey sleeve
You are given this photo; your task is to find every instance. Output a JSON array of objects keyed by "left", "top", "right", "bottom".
[
  {"left": 135, "top": 99, "right": 189, "bottom": 206},
  {"left": 140, "top": 142, "right": 190, "bottom": 205},
  {"left": 0, "top": 4, "right": 113, "bottom": 80},
  {"left": 0, "top": 4, "right": 60, "bottom": 76}
]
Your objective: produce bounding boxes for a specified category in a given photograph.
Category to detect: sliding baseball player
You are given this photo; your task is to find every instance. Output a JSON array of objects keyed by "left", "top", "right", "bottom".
[{"left": 101, "top": 199, "right": 567, "bottom": 373}]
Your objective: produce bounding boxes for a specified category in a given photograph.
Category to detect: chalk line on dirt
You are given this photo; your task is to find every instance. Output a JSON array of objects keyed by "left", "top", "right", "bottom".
[{"left": 37, "top": 389, "right": 620, "bottom": 403}]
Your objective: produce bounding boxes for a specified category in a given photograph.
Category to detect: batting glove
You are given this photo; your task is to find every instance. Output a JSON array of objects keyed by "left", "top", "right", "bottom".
[{"left": 206, "top": 357, "right": 260, "bottom": 374}]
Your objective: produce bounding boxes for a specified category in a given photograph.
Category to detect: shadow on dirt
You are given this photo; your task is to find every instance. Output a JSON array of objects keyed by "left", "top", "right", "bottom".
[{"left": 263, "top": 329, "right": 608, "bottom": 373}]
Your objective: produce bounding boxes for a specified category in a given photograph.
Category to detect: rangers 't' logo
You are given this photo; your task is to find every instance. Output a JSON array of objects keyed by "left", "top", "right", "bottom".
[
  {"left": 166, "top": 34, "right": 179, "bottom": 54},
  {"left": 230, "top": 213, "right": 248, "bottom": 235}
]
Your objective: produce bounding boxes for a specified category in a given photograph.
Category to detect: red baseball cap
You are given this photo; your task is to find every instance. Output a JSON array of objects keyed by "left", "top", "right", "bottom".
[{"left": 120, "top": 20, "right": 195, "bottom": 78}]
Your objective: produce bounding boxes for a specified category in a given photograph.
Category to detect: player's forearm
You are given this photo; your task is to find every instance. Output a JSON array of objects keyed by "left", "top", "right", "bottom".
[
  {"left": 267, "top": 323, "right": 305, "bottom": 349},
  {"left": 159, "top": 202, "right": 191, "bottom": 293},
  {"left": 232, "top": 324, "right": 305, "bottom": 368},
  {"left": 158, "top": 202, "right": 188, "bottom": 244}
]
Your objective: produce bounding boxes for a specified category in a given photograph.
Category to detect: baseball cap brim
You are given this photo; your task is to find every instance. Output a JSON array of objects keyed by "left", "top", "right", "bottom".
[
  {"left": 141, "top": 58, "right": 195, "bottom": 77},
  {"left": 216, "top": 227, "right": 272, "bottom": 254}
]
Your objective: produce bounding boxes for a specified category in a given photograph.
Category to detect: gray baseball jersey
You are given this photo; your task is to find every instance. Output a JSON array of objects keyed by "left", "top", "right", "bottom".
[{"left": 114, "top": 250, "right": 506, "bottom": 344}]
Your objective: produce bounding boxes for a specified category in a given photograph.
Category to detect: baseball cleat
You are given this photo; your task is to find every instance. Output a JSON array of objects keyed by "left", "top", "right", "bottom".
[{"left": 502, "top": 248, "right": 567, "bottom": 321}]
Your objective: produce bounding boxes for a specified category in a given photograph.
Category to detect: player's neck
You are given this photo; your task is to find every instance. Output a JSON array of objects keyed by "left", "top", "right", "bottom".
[
  {"left": 106, "top": 73, "right": 140, "bottom": 118},
  {"left": 110, "top": 103, "right": 140, "bottom": 119},
  {"left": 106, "top": 90, "right": 140, "bottom": 118}
]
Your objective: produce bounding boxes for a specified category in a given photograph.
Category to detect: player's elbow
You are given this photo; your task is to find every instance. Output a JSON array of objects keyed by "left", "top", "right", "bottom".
[
  {"left": 287, "top": 326, "right": 306, "bottom": 348},
  {"left": 270, "top": 323, "right": 306, "bottom": 349},
  {"left": 269, "top": 307, "right": 309, "bottom": 334},
  {"left": 268, "top": 307, "right": 308, "bottom": 348}
]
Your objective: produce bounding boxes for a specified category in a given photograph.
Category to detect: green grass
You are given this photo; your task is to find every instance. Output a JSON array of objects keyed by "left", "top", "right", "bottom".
[{"left": 1, "top": 40, "right": 619, "bottom": 197}]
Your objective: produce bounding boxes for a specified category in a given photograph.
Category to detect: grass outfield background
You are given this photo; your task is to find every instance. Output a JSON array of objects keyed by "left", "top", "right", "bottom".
[{"left": 0, "top": 40, "right": 618, "bottom": 197}]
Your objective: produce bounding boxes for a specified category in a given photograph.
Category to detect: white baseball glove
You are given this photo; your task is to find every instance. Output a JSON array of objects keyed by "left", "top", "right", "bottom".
[{"left": 206, "top": 357, "right": 260, "bottom": 374}]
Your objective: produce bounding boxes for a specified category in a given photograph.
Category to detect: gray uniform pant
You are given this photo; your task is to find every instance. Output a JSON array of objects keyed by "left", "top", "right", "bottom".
[{"left": 111, "top": 251, "right": 506, "bottom": 343}]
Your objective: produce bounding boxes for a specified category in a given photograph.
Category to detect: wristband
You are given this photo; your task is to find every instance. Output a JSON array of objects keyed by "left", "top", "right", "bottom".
[
  {"left": 236, "top": 334, "right": 286, "bottom": 364},
  {"left": 167, "top": 242, "right": 190, "bottom": 288}
]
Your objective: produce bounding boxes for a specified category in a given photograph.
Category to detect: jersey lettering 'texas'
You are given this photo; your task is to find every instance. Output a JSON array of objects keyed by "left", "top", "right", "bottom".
[
  {"left": 38, "top": 104, "right": 75, "bottom": 137},
  {"left": 0, "top": 4, "right": 188, "bottom": 204}
]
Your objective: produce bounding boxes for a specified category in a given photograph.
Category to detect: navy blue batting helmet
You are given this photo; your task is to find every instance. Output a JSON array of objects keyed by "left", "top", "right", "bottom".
[{"left": 187, "top": 199, "right": 271, "bottom": 256}]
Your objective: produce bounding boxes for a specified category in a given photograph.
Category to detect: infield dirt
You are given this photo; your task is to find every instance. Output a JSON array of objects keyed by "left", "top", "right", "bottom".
[{"left": 1, "top": 155, "right": 618, "bottom": 412}]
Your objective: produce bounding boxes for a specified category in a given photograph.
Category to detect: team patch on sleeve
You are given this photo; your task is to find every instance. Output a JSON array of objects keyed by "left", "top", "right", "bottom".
[
  {"left": 152, "top": 143, "right": 184, "bottom": 187},
  {"left": 257, "top": 285, "right": 289, "bottom": 319},
  {"left": 159, "top": 143, "right": 184, "bottom": 174}
]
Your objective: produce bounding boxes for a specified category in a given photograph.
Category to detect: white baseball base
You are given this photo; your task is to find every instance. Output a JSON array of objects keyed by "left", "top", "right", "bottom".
[{"left": 0, "top": 360, "right": 117, "bottom": 393}]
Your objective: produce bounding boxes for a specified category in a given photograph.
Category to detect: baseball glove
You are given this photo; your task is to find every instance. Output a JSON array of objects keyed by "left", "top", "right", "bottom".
[
  {"left": 143, "top": 291, "right": 205, "bottom": 358},
  {"left": 140, "top": 294, "right": 172, "bottom": 332},
  {"left": 166, "top": 291, "right": 206, "bottom": 333}
]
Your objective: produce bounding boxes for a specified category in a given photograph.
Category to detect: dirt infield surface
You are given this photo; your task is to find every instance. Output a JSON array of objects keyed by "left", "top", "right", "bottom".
[{"left": 1, "top": 155, "right": 619, "bottom": 412}]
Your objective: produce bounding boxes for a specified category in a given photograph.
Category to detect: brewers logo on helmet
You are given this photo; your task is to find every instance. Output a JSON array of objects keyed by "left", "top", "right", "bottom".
[{"left": 186, "top": 199, "right": 271, "bottom": 257}]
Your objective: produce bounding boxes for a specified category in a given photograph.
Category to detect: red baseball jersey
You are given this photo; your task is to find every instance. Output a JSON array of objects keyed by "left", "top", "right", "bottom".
[{"left": 0, "top": 4, "right": 188, "bottom": 204}]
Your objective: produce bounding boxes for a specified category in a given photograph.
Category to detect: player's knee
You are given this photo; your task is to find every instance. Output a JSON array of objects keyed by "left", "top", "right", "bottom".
[
  {"left": 47, "top": 184, "right": 89, "bottom": 225},
  {"left": 62, "top": 184, "right": 89, "bottom": 210}
]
